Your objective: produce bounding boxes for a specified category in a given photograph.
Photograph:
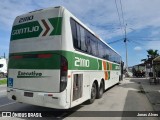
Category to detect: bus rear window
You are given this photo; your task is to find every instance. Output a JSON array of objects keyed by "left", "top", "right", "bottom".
[{"left": 0, "top": 64, "right": 3, "bottom": 68}]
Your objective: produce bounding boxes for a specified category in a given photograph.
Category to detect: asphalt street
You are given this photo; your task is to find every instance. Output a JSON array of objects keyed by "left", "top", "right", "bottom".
[
  {"left": 0, "top": 85, "right": 6, "bottom": 97},
  {"left": 0, "top": 78, "right": 159, "bottom": 120}
]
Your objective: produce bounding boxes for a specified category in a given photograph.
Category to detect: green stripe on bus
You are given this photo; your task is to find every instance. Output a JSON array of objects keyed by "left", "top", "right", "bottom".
[
  {"left": 49, "top": 17, "right": 62, "bottom": 35},
  {"left": 9, "top": 53, "right": 61, "bottom": 69},
  {"left": 108, "top": 71, "right": 110, "bottom": 80},
  {"left": 98, "top": 60, "right": 102, "bottom": 70},
  {"left": 9, "top": 50, "right": 120, "bottom": 70},
  {"left": 11, "top": 21, "right": 43, "bottom": 40},
  {"left": 11, "top": 17, "right": 62, "bottom": 40}
]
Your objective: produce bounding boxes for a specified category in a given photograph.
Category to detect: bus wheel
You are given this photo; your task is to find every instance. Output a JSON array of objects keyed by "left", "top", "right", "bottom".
[
  {"left": 88, "top": 82, "right": 97, "bottom": 104},
  {"left": 97, "top": 81, "right": 104, "bottom": 99}
]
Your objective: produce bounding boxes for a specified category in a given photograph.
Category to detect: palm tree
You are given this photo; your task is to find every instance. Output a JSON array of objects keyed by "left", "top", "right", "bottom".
[
  {"left": 141, "top": 58, "right": 147, "bottom": 62},
  {"left": 147, "top": 49, "right": 159, "bottom": 59},
  {"left": 141, "top": 49, "right": 159, "bottom": 62}
]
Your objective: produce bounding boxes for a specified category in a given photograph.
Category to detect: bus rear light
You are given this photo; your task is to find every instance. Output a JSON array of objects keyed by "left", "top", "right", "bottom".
[
  {"left": 62, "top": 66, "right": 68, "bottom": 71},
  {"left": 13, "top": 55, "right": 23, "bottom": 59},
  {"left": 38, "top": 54, "right": 52, "bottom": 58},
  {"left": 12, "top": 54, "right": 52, "bottom": 59},
  {"left": 60, "top": 56, "right": 68, "bottom": 92},
  {"left": 44, "top": 94, "right": 53, "bottom": 96},
  {"left": 47, "top": 94, "right": 53, "bottom": 96}
]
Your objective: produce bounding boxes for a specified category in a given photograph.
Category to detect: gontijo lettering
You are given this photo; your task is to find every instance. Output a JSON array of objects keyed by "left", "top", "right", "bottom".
[{"left": 12, "top": 26, "right": 39, "bottom": 35}]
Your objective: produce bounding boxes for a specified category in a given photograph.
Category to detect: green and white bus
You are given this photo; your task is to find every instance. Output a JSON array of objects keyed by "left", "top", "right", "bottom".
[{"left": 7, "top": 6, "right": 123, "bottom": 109}]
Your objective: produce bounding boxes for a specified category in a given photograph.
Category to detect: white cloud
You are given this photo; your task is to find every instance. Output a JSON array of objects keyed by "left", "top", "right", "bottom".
[{"left": 134, "top": 46, "right": 142, "bottom": 51}]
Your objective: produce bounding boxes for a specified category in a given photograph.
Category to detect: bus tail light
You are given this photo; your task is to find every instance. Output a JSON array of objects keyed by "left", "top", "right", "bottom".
[{"left": 60, "top": 56, "right": 68, "bottom": 92}]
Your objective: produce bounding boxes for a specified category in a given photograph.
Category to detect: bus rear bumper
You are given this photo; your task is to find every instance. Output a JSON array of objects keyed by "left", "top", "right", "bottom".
[{"left": 7, "top": 88, "right": 70, "bottom": 109}]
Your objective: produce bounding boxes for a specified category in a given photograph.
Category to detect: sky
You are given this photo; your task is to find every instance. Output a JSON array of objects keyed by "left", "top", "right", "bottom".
[{"left": 1, "top": 0, "right": 160, "bottom": 67}]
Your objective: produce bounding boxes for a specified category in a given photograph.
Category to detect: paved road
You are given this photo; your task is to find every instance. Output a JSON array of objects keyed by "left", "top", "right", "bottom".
[
  {"left": 0, "top": 85, "right": 6, "bottom": 97},
  {"left": 0, "top": 78, "right": 159, "bottom": 120}
]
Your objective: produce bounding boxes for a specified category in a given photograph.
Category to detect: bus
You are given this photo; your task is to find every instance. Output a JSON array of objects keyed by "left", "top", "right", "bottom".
[{"left": 7, "top": 6, "right": 123, "bottom": 109}]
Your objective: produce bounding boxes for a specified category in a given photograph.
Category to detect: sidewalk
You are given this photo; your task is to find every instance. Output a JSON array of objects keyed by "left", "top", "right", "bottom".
[{"left": 138, "top": 78, "right": 160, "bottom": 111}]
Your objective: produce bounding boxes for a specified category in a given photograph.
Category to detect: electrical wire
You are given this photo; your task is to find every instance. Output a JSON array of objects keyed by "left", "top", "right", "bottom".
[
  {"left": 120, "top": 0, "right": 125, "bottom": 28},
  {"left": 128, "top": 39, "right": 144, "bottom": 46},
  {"left": 108, "top": 39, "right": 123, "bottom": 44},
  {"left": 114, "top": 0, "right": 124, "bottom": 35},
  {"left": 128, "top": 37, "right": 160, "bottom": 41}
]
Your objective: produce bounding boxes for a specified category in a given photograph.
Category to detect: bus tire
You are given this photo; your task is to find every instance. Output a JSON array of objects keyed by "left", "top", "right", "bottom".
[
  {"left": 87, "top": 82, "right": 97, "bottom": 104},
  {"left": 97, "top": 81, "right": 104, "bottom": 99}
]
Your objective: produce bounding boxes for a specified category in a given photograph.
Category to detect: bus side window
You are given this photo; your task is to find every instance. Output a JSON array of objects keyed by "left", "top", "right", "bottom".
[
  {"left": 80, "top": 26, "right": 87, "bottom": 52},
  {"left": 70, "top": 19, "right": 78, "bottom": 49},
  {"left": 90, "top": 37, "right": 98, "bottom": 56},
  {"left": 76, "top": 24, "right": 81, "bottom": 49},
  {"left": 85, "top": 34, "right": 92, "bottom": 54}
]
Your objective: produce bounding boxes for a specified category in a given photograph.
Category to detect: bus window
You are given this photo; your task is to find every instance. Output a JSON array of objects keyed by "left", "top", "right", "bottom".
[
  {"left": 80, "top": 26, "right": 86, "bottom": 52},
  {"left": 0, "top": 64, "right": 3, "bottom": 68},
  {"left": 85, "top": 35, "right": 92, "bottom": 54},
  {"left": 70, "top": 19, "right": 78, "bottom": 49},
  {"left": 76, "top": 24, "right": 81, "bottom": 49},
  {"left": 90, "top": 37, "right": 98, "bottom": 56}
]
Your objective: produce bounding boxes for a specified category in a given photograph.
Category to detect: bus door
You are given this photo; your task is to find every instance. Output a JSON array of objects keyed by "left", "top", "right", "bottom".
[
  {"left": 72, "top": 73, "right": 83, "bottom": 101},
  {"left": 71, "top": 72, "right": 90, "bottom": 107}
]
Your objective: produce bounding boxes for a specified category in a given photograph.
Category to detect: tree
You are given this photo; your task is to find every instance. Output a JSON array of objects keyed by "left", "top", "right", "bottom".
[
  {"left": 141, "top": 58, "right": 147, "bottom": 62},
  {"left": 141, "top": 49, "right": 159, "bottom": 63},
  {"left": 147, "top": 49, "right": 159, "bottom": 59}
]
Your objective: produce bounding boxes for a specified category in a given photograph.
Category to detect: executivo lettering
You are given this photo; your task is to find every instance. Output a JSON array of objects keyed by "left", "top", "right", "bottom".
[{"left": 17, "top": 71, "right": 42, "bottom": 78}]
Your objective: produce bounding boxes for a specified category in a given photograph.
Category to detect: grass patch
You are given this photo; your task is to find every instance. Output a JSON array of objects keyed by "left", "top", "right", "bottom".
[{"left": 0, "top": 79, "right": 7, "bottom": 85}]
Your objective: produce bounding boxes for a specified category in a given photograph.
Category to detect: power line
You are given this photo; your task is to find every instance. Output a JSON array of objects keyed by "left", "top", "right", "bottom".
[
  {"left": 128, "top": 39, "right": 144, "bottom": 46},
  {"left": 131, "top": 39, "right": 160, "bottom": 41},
  {"left": 114, "top": 0, "right": 128, "bottom": 71},
  {"left": 108, "top": 39, "right": 123, "bottom": 44},
  {"left": 120, "top": 0, "right": 125, "bottom": 28},
  {"left": 114, "top": 0, "right": 124, "bottom": 35},
  {"left": 108, "top": 38, "right": 160, "bottom": 45}
]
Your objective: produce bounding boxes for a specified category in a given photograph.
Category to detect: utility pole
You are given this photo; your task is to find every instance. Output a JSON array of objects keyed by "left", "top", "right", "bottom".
[
  {"left": 124, "top": 24, "right": 128, "bottom": 72},
  {"left": 4, "top": 53, "right": 5, "bottom": 58}
]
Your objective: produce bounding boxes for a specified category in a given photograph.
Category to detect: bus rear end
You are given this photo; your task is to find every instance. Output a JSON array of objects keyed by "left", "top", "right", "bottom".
[{"left": 7, "top": 6, "right": 70, "bottom": 109}]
